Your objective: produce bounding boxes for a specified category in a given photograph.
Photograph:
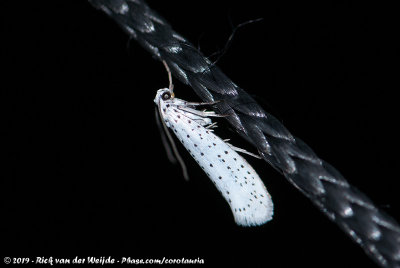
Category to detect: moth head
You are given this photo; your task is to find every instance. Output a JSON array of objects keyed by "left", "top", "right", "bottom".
[
  {"left": 154, "top": 88, "right": 174, "bottom": 105},
  {"left": 161, "top": 91, "right": 172, "bottom": 101}
]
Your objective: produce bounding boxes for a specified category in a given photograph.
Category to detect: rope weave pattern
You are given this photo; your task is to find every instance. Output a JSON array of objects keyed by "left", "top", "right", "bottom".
[{"left": 89, "top": 0, "right": 400, "bottom": 266}]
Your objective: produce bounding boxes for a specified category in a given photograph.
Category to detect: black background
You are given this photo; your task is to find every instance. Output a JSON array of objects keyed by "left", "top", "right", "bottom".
[{"left": 2, "top": 1, "right": 399, "bottom": 267}]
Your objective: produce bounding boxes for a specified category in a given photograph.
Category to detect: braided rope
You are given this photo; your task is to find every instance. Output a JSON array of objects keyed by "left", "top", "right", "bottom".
[{"left": 89, "top": 0, "right": 400, "bottom": 267}]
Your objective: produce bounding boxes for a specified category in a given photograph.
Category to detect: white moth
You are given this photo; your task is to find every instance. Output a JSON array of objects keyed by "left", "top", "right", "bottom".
[{"left": 154, "top": 62, "right": 273, "bottom": 227}]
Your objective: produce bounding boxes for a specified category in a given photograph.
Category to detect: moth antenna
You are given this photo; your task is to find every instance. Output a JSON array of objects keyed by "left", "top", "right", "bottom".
[
  {"left": 162, "top": 60, "right": 174, "bottom": 92},
  {"left": 157, "top": 105, "right": 189, "bottom": 181},
  {"left": 155, "top": 107, "right": 177, "bottom": 164}
]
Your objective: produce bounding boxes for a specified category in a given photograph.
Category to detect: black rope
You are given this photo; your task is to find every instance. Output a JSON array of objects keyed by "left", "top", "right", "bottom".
[{"left": 88, "top": 1, "right": 400, "bottom": 267}]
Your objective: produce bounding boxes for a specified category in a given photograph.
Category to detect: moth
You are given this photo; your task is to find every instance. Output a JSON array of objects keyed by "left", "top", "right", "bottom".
[{"left": 154, "top": 61, "right": 273, "bottom": 226}]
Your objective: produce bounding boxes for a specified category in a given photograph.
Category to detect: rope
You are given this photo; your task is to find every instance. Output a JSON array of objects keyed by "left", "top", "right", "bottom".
[{"left": 88, "top": 0, "right": 400, "bottom": 267}]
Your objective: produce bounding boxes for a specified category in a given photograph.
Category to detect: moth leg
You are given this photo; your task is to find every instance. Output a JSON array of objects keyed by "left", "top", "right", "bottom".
[
  {"left": 226, "top": 142, "right": 262, "bottom": 159},
  {"left": 205, "top": 122, "right": 218, "bottom": 129},
  {"left": 184, "top": 100, "right": 221, "bottom": 106},
  {"left": 177, "top": 106, "right": 226, "bottom": 118}
]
